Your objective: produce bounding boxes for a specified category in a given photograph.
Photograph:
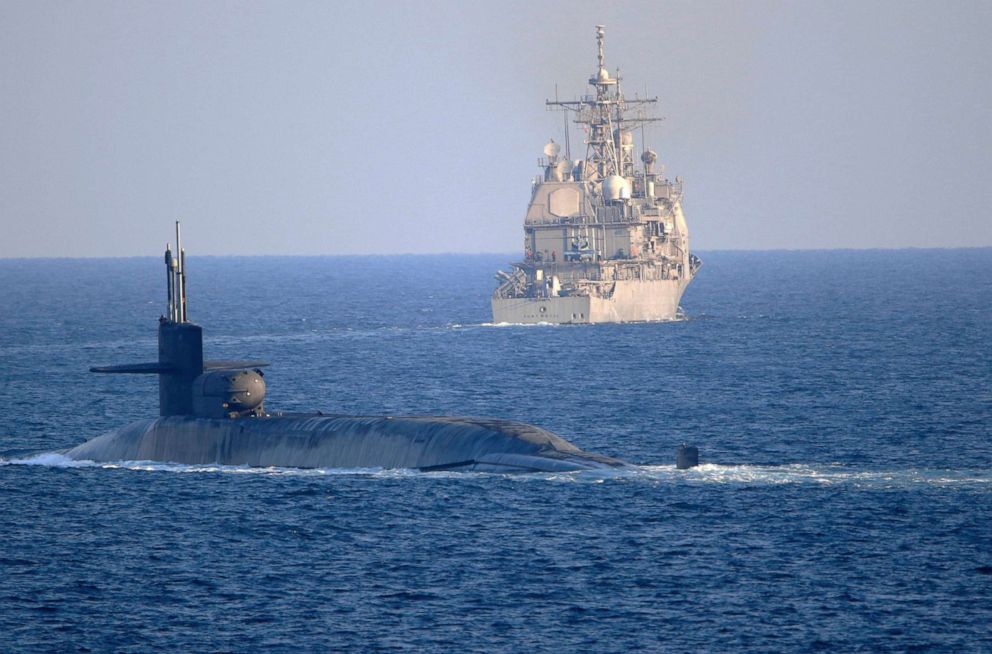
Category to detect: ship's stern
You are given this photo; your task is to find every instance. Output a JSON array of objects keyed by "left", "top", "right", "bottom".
[{"left": 491, "top": 296, "right": 594, "bottom": 324}]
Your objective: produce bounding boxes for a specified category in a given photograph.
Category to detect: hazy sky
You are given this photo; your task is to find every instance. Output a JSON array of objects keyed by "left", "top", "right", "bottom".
[{"left": 1, "top": 0, "right": 989, "bottom": 257}]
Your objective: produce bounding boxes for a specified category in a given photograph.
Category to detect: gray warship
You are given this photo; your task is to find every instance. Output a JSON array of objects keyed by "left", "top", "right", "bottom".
[
  {"left": 66, "top": 223, "right": 625, "bottom": 473},
  {"left": 493, "top": 26, "right": 701, "bottom": 324}
]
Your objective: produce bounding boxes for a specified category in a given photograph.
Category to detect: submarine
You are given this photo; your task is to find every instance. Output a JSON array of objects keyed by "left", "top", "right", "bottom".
[{"left": 66, "top": 223, "right": 627, "bottom": 473}]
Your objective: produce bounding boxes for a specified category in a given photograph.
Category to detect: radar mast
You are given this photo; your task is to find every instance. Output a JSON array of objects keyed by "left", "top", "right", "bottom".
[{"left": 546, "top": 25, "right": 661, "bottom": 183}]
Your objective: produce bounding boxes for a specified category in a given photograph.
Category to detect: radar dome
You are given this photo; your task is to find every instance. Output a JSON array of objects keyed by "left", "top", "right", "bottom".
[{"left": 603, "top": 175, "right": 631, "bottom": 202}]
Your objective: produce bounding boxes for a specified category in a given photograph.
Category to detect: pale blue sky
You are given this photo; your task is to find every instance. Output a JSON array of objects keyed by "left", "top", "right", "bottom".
[{"left": 1, "top": 0, "right": 989, "bottom": 257}]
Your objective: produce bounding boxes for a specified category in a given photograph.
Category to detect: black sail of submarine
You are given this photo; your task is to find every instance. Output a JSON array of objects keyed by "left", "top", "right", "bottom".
[{"left": 66, "top": 223, "right": 626, "bottom": 473}]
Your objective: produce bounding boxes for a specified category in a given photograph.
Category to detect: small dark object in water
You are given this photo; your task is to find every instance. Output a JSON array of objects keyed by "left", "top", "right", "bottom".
[{"left": 676, "top": 444, "right": 699, "bottom": 469}]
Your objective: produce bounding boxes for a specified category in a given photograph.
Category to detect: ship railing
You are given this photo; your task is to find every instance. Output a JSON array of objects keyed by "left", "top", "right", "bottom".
[
  {"left": 526, "top": 215, "right": 585, "bottom": 226},
  {"left": 525, "top": 212, "right": 634, "bottom": 227}
]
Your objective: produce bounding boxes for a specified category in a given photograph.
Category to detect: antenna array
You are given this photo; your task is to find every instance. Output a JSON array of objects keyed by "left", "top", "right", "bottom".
[{"left": 165, "top": 221, "right": 188, "bottom": 323}]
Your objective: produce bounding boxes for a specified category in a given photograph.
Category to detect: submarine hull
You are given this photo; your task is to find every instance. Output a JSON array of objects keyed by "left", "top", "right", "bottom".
[{"left": 65, "top": 414, "right": 626, "bottom": 473}]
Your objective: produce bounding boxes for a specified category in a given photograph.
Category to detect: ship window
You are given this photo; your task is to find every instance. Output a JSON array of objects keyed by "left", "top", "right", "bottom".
[
  {"left": 540, "top": 306, "right": 547, "bottom": 313},
  {"left": 580, "top": 313, "right": 584, "bottom": 319}
]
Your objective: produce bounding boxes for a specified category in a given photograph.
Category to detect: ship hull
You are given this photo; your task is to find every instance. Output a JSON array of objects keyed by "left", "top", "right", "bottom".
[
  {"left": 492, "top": 278, "right": 688, "bottom": 324},
  {"left": 65, "top": 414, "right": 626, "bottom": 473}
]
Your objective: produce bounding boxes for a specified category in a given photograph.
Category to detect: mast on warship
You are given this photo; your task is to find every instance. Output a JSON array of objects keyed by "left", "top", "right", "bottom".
[{"left": 548, "top": 25, "right": 661, "bottom": 188}]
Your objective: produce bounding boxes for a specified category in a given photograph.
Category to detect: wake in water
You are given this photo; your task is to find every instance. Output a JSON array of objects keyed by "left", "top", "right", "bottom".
[
  {"left": 627, "top": 463, "right": 992, "bottom": 487},
  {"left": 3, "top": 453, "right": 989, "bottom": 488},
  {"left": 451, "top": 321, "right": 563, "bottom": 329},
  {"left": 0, "top": 452, "right": 396, "bottom": 477}
]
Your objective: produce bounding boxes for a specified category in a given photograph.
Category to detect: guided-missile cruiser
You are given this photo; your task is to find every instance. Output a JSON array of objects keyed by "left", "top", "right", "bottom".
[
  {"left": 493, "top": 25, "right": 701, "bottom": 323},
  {"left": 66, "top": 223, "right": 625, "bottom": 473}
]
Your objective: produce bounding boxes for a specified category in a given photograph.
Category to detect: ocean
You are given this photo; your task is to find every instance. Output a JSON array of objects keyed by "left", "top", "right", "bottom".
[{"left": 1, "top": 249, "right": 990, "bottom": 652}]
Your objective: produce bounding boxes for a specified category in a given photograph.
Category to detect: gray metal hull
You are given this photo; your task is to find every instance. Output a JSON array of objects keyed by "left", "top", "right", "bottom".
[
  {"left": 65, "top": 414, "right": 626, "bottom": 473},
  {"left": 492, "top": 278, "right": 688, "bottom": 324}
]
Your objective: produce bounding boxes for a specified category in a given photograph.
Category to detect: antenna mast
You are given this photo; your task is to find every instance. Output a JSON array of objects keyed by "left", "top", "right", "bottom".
[
  {"left": 545, "top": 25, "right": 660, "bottom": 183},
  {"left": 555, "top": 84, "right": 571, "bottom": 161},
  {"left": 165, "top": 221, "right": 189, "bottom": 323},
  {"left": 596, "top": 24, "right": 605, "bottom": 70},
  {"left": 165, "top": 245, "right": 174, "bottom": 321},
  {"left": 178, "top": 221, "right": 187, "bottom": 322}
]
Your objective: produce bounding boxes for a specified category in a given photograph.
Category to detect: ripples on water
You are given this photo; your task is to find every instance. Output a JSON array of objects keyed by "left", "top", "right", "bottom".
[
  {"left": 5, "top": 454, "right": 992, "bottom": 489},
  {"left": 1, "top": 251, "right": 991, "bottom": 652}
]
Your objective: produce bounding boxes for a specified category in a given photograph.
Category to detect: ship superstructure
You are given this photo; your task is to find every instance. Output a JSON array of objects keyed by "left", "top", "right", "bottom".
[{"left": 492, "top": 26, "right": 700, "bottom": 323}]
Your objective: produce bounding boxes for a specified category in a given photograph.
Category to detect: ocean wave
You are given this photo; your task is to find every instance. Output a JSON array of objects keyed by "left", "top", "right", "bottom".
[
  {"left": 0, "top": 452, "right": 104, "bottom": 468},
  {"left": 608, "top": 463, "right": 992, "bottom": 488},
  {"left": 453, "top": 321, "right": 562, "bottom": 328},
  {"left": 3, "top": 453, "right": 989, "bottom": 488}
]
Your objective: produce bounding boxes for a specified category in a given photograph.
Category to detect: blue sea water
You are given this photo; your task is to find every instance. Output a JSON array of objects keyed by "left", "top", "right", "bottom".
[{"left": 1, "top": 249, "right": 990, "bottom": 653}]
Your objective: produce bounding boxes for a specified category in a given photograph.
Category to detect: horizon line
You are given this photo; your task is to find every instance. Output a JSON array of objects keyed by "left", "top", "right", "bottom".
[{"left": 2, "top": 244, "right": 991, "bottom": 262}]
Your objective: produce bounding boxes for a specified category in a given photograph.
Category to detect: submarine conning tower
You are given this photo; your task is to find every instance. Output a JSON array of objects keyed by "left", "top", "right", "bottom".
[
  {"left": 158, "top": 321, "right": 203, "bottom": 416},
  {"left": 91, "top": 222, "right": 267, "bottom": 419},
  {"left": 159, "top": 220, "right": 203, "bottom": 416}
]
